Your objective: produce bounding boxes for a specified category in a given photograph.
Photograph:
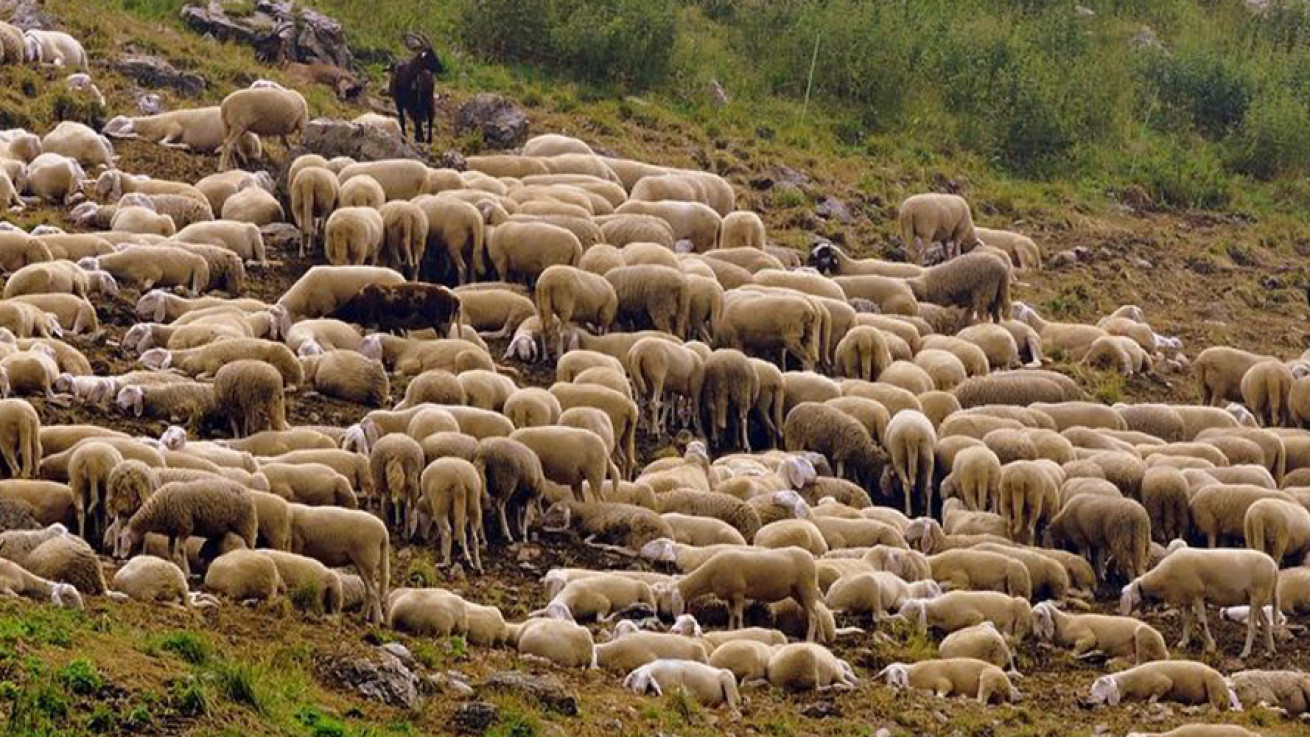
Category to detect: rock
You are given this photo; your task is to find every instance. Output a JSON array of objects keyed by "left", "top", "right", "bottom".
[
  {"left": 1075, "top": 5, "right": 1096, "bottom": 17},
  {"left": 111, "top": 55, "right": 207, "bottom": 97},
  {"left": 479, "top": 671, "right": 578, "bottom": 716},
  {"left": 135, "top": 92, "right": 165, "bottom": 116},
  {"left": 260, "top": 223, "right": 300, "bottom": 255},
  {"left": 815, "top": 196, "right": 853, "bottom": 224},
  {"left": 438, "top": 150, "right": 467, "bottom": 172},
  {"left": 318, "top": 648, "right": 419, "bottom": 709},
  {"left": 0, "top": 0, "right": 54, "bottom": 29},
  {"left": 1051, "top": 250, "right": 1078, "bottom": 269},
  {"left": 1073, "top": 246, "right": 1093, "bottom": 262},
  {"left": 423, "top": 672, "right": 474, "bottom": 699},
  {"left": 455, "top": 94, "right": 529, "bottom": 151},
  {"left": 181, "top": 0, "right": 354, "bottom": 69},
  {"left": 874, "top": 730, "right": 891, "bottom": 737},
  {"left": 453, "top": 702, "right": 499, "bottom": 733},
  {"left": 381, "top": 643, "right": 413, "bottom": 665},
  {"left": 1130, "top": 257, "right": 1154, "bottom": 270},
  {"left": 775, "top": 166, "right": 810, "bottom": 188},
  {"left": 800, "top": 701, "right": 841, "bottom": 719},
  {"left": 1130, "top": 26, "right": 1164, "bottom": 53},
  {"left": 296, "top": 118, "right": 426, "bottom": 162}
]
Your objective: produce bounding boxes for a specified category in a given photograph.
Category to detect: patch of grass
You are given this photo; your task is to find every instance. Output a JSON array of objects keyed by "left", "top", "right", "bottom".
[
  {"left": 169, "top": 675, "right": 210, "bottom": 717},
  {"left": 150, "top": 630, "right": 212, "bottom": 665},
  {"left": 289, "top": 581, "right": 326, "bottom": 616},
  {"left": 0, "top": 607, "right": 85, "bottom": 648},
  {"left": 484, "top": 705, "right": 541, "bottom": 737},
  {"left": 57, "top": 658, "right": 103, "bottom": 696},
  {"left": 775, "top": 185, "right": 807, "bottom": 209},
  {"left": 296, "top": 705, "right": 351, "bottom": 737},
  {"left": 1091, "top": 371, "right": 1126, "bottom": 405},
  {"left": 405, "top": 556, "right": 438, "bottom": 588},
  {"left": 210, "top": 659, "right": 271, "bottom": 715}
]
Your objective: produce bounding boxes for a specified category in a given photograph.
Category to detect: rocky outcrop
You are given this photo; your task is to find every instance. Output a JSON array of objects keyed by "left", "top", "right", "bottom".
[
  {"left": 111, "top": 55, "right": 207, "bottom": 97},
  {"left": 295, "top": 118, "right": 426, "bottom": 162},
  {"left": 455, "top": 94, "right": 529, "bottom": 150},
  {"left": 180, "top": 0, "right": 353, "bottom": 69}
]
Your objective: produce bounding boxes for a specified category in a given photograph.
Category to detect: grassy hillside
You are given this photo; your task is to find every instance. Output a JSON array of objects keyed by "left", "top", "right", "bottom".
[{"left": 1, "top": 1, "right": 1310, "bottom": 736}]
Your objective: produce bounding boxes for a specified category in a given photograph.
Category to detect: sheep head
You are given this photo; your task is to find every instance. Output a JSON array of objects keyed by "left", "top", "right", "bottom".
[
  {"left": 877, "top": 663, "right": 909, "bottom": 689},
  {"left": 1087, "top": 675, "right": 1119, "bottom": 706},
  {"left": 122, "top": 323, "right": 155, "bottom": 354},
  {"left": 638, "top": 537, "right": 676, "bottom": 563},
  {"left": 160, "top": 425, "right": 187, "bottom": 451},
  {"left": 652, "top": 583, "right": 684, "bottom": 617},
  {"left": 503, "top": 330, "right": 538, "bottom": 363},
  {"left": 611, "top": 619, "right": 641, "bottom": 639},
  {"left": 358, "top": 334, "right": 384, "bottom": 362},
  {"left": 116, "top": 385, "right": 146, "bottom": 417},
  {"left": 139, "top": 348, "right": 171, "bottom": 371},
  {"left": 1031, "top": 602, "right": 1057, "bottom": 641},
  {"left": 780, "top": 456, "right": 817, "bottom": 490},
  {"left": 669, "top": 613, "right": 703, "bottom": 638},
  {"left": 1119, "top": 581, "right": 1142, "bottom": 615},
  {"left": 50, "top": 582, "right": 83, "bottom": 610},
  {"left": 622, "top": 664, "right": 659, "bottom": 696}
]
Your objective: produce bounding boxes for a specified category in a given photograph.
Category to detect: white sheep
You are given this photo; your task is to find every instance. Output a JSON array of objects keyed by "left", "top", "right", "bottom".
[
  {"left": 218, "top": 86, "right": 308, "bottom": 170},
  {"left": 879, "top": 658, "right": 1019, "bottom": 704},
  {"left": 623, "top": 660, "right": 740, "bottom": 711},
  {"left": 1088, "top": 660, "right": 1240, "bottom": 711},
  {"left": 886, "top": 410, "right": 936, "bottom": 517}
]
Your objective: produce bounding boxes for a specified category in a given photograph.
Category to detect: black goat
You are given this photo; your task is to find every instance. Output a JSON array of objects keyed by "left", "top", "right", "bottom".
[{"left": 389, "top": 31, "right": 443, "bottom": 144}]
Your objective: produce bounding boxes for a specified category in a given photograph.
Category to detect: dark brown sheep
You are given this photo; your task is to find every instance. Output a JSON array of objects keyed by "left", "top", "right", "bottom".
[{"left": 331, "top": 282, "right": 461, "bottom": 336}]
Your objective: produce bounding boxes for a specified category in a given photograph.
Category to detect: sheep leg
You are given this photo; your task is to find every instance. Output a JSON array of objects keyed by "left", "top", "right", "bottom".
[
  {"left": 739, "top": 410, "right": 752, "bottom": 453},
  {"left": 1195, "top": 600, "right": 1217, "bottom": 653},
  {"left": 437, "top": 515, "right": 453, "bottom": 567},
  {"left": 497, "top": 501, "right": 514, "bottom": 544},
  {"left": 729, "top": 597, "right": 745, "bottom": 630}
]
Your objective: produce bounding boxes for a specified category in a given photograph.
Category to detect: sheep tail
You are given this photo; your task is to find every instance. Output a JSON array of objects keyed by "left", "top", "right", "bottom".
[
  {"left": 629, "top": 351, "right": 649, "bottom": 397},
  {"left": 385, "top": 458, "right": 405, "bottom": 508},
  {"left": 379, "top": 534, "right": 391, "bottom": 618}
]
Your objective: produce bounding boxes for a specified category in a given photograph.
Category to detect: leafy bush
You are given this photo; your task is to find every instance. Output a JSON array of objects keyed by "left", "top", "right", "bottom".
[
  {"left": 1125, "top": 137, "right": 1232, "bottom": 210},
  {"left": 458, "top": 0, "right": 677, "bottom": 90},
  {"left": 1140, "top": 45, "right": 1255, "bottom": 137},
  {"left": 58, "top": 659, "right": 102, "bottom": 696},
  {"left": 1230, "top": 90, "right": 1310, "bottom": 180}
]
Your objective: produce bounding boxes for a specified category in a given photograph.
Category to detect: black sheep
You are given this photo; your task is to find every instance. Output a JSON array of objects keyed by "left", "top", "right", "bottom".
[{"left": 331, "top": 282, "right": 461, "bottom": 337}]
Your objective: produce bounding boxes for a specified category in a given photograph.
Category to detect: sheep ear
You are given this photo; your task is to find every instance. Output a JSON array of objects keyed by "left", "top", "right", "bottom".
[{"left": 132, "top": 391, "right": 144, "bottom": 417}]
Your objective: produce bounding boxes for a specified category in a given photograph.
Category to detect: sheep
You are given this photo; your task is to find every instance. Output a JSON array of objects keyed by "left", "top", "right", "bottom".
[
  {"left": 260, "top": 463, "right": 355, "bottom": 509},
  {"left": 899, "top": 590, "right": 1033, "bottom": 639},
  {"left": 886, "top": 410, "right": 936, "bottom": 517},
  {"left": 288, "top": 504, "right": 389, "bottom": 624},
  {"left": 418, "top": 458, "right": 483, "bottom": 573},
  {"left": 213, "top": 360, "right": 287, "bottom": 438},
  {"left": 114, "top": 382, "right": 215, "bottom": 423},
  {"left": 535, "top": 265, "right": 617, "bottom": 359},
  {"left": 623, "top": 660, "right": 739, "bottom": 711},
  {"left": 201, "top": 548, "right": 280, "bottom": 601},
  {"left": 218, "top": 86, "right": 308, "bottom": 170},
  {"left": 0, "top": 558, "right": 82, "bottom": 609},
  {"left": 879, "top": 658, "right": 1019, "bottom": 704},
  {"left": 898, "top": 193, "right": 980, "bottom": 263},
  {"left": 783, "top": 402, "right": 884, "bottom": 486},
  {"left": 1087, "top": 660, "right": 1239, "bottom": 711},
  {"left": 765, "top": 643, "right": 858, "bottom": 691},
  {"left": 367, "top": 433, "right": 424, "bottom": 531},
  {"left": 260, "top": 549, "right": 343, "bottom": 614},
  {"left": 290, "top": 167, "right": 339, "bottom": 258},
  {"left": 717, "top": 211, "right": 765, "bottom": 250},
  {"left": 22, "top": 153, "right": 84, "bottom": 204},
  {"left": 1243, "top": 497, "right": 1310, "bottom": 564},
  {"left": 905, "top": 251, "right": 1011, "bottom": 323},
  {"left": 541, "top": 501, "right": 674, "bottom": 555},
  {"left": 481, "top": 220, "right": 581, "bottom": 285},
  {"left": 194, "top": 169, "right": 274, "bottom": 213},
  {"left": 654, "top": 491, "right": 761, "bottom": 541},
  {"left": 1238, "top": 359, "right": 1294, "bottom": 428},
  {"left": 1045, "top": 494, "right": 1150, "bottom": 584},
  {"left": 605, "top": 265, "right": 690, "bottom": 338},
  {"left": 656, "top": 546, "right": 821, "bottom": 640},
  {"left": 511, "top": 426, "right": 620, "bottom": 503},
  {"left": 951, "top": 445, "right": 1002, "bottom": 512},
  {"left": 615, "top": 200, "right": 721, "bottom": 252},
  {"left": 376, "top": 200, "right": 428, "bottom": 279},
  {"left": 541, "top": 575, "right": 657, "bottom": 624},
  {"left": 1124, "top": 727, "right": 1260, "bottom": 737},
  {"left": 386, "top": 587, "right": 467, "bottom": 636},
  {"left": 511, "top": 617, "right": 595, "bottom": 669},
  {"left": 929, "top": 548, "right": 1032, "bottom": 599},
  {"left": 24, "top": 30, "right": 87, "bottom": 68},
  {"left": 824, "top": 571, "right": 939, "bottom": 622},
  {"left": 279, "top": 266, "right": 409, "bottom": 323},
  {"left": 109, "top": 555, "right": 193, "bottom": 607},
  {"left": 117, "top": 480, "right": 257, "bottom": 577},
  {"left": 142, "top": 338, "right": 301, "bottom": 387},
  {"left": 627, "top": 337, "right": 705, "bottom": 437},
  {"left": 300, "top": 350, "right": 389, "bottom": 407},
  {"left": 472, "top": 437, "right": 544, "bottom": 544},
  {"left": 1122, "top": 547, "right": 1278, "bottom": 658},
  {"left": 41, "top": 121, "right": 111, "bottom": 168},
  {"left": 1229, "top": 669, "right": 1310, "bottom": 715},
  {"left": 0, "top": 398, "right": 39, "bottom": 480},
  {"left": 973, "top": 227, "right": 1041, "bottom": 271},
  {"left": 938, "top": 622, "right": 1017, "bottom": 672},
  {"left": 68, "top": 441, "right": 120, "bottom": 543},
  {"left": 8, "top": 295, "right": 96, "bottom": 335},
  {"left": 322, "top": 207, "right": 384, "bottom": 266},
  {"left": 504, "top": 387, "right": 562, "bottom": 429},
  {"left": 1195, "top": 347, "right": 1272, "bottom": 406},
  {"left": 1031, "top": 601, "right": 1167, "bottom": 664},
  {"left": 1189, "top": 484, "right": 1290, "bottom": 547}
]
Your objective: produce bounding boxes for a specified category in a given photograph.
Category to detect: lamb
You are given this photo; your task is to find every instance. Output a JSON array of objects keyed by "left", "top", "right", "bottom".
[
  {"left": 540, "top": 575, "right": 657, "bottom": 623},
  {"left": 288, "top": 504, "right": 390, "bottom": 623},
  {"left": 879, "top": 658, "right": 1019, "bottom": 704},
  {"left": 300, "top": 350, "right": 389, "bottom": 406},
  {"left": 218, "top": 86, "right": 309, "bottom": 170},
  {"left": 117, "top": 480, "right": 257, "bottom": 577},
  {"left": 1031, "top": 601, "right": 1167, "bottom": 664},
  {"left": 1229, "top": 669, "right": 1310, "bottom": 715},
  {"left": 765, "top": 643, "right": 858, "bottom": 691},
  {"left": 898, "top": 193, "right": 980, "bottom": 263},
  {"left": 204, "top": 548, "right": 281, "bottom": 601},
  {"left": 290, "top": 167, "right": 339, "bottom": 258},
  {"left": 115, "top": 382, "right": 216, "bottom": 423},
  {"left": 938, "top": 622, "right": 1017, "bottom": 672},
  {"left": 656, "top": 546, "right": 821, "bottom": 640},
  {"left": 511, "top": 426, "right": 620, "bottom": 503},
  {"left": 1243, "top": 497, "right": 1310, "bottom": 564},
  {"left": 899, "top": 591, "right": 1033, "bottom": 639},
  {"left": 535, "top": 265, "right": 617, "bottom": 359},
  {"left": 1088, "top": 660, "right": 1239, "bottom": 711},
  {"left": 418, "top": 457, "right": 484, "bottom": 572},
  {"left": 1121, "top": 547, "right": 1279, "bottom": 657},
  {"left": 1045, "top": 494, "right": 1150, "bottom": 584},
  {"left": 886, "top": 410, "right": 936, "bottom": 517},
  {"left": 623, "top": 660, "right": 739, "bottom": 711}
]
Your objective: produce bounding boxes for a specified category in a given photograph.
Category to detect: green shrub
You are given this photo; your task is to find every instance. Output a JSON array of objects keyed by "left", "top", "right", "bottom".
[
  {"left": 1140, "top": 44, "right": 1255, "bottom": 137},
  {"left": 459, "top": 0, "right": 554, "bottom": 66},
  {"left": 1126, "top": 136, "right": 1232, "bottom": 210},
  {"left": 169, "top": 676, "right": 210, "bottom": 717},
  {"left": 58, "top": 659, "right": 102, "bottom": 696},
  {"left": 211, "top": 660, "right": 270, "bottom": 715},
  {"left": 156, "top": 630, "right": 211, "bottom": 665},
  {"left": 1230, "top": 90, "right": 1310, "bottom": 180}
]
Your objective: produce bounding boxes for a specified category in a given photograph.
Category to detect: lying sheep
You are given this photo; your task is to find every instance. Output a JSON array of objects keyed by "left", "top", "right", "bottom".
[
  {"left": 109, "top": 555, "right": 196, "bottom": 607},
  {"left": 938, "top": 622, "right": 1017, "bottom": 672},
  {"left": 0, "top": 558, "right": 81, "bottom": 609},
  {"left": 1088, "top": 660, "right": 1239, "bottom": 711},
  {"left": 1230, "top": 669, "right": 1310, "bottom": 715},
  {"left": 623, "top": 660, "right": 739, "bottom": 711},
  {"left": 900, "top": 590, "right": 1033, "bottom": 639},
  {"left": 204, "top": 549, "right": 281, "bottom": 601},
  {"left": 765, "top": 642, "right": 858, "bottom": 691},
  {"left": 880, "top": 658, "right": 1019, "bottom": 704},
  {"left": 511, "top": 617, "right": 595, "bottom": 669},
  {"left": 1032, "top": 601, "right": 1167, "bottom": 664}
]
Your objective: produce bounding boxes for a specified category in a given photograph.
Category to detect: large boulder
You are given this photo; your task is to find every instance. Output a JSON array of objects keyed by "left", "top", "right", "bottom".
[
  {"left": 110, "top": 55, "right": 207, "bottom": 97},
  {"left": 0, "top": 0, "right": 54, "bottom": 29},
  {"left": 296, "top": 118, "right": 426, "bottom": 163},
  {"left": 181, "top": 0, "right": 353, "bottom": 69},
  {"left": 455, "top": 94, "right": 529, "bottom": 151},
  {"left": 317, "top": 647, "right": 419, "bottom": 708}
]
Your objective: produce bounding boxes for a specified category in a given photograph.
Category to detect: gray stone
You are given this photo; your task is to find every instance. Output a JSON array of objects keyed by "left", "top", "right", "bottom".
[
  {"left": 1051, "top": 250, "right": 1078, "bottom": 269},
  {"left": 815, "top": 196, "right": 853, "bottom": 224},
  {"left": 0, "top": 0, "right": 54, "bottom": 29},
  {"left": 260, "top": 223, "right": 300, "bottom": 255},
  {"left": 479, "top": 671, "right": 578, "bottom": 716},
  {"left": 438, "top": 150, "right": 467, "bottom": 172},
  {"left": 111, "top": 55, "right": 207, "bottom": 97},
  {"left": 1130, "top": 257, "right": 1154, "bottom": 270},
  {"left": 453, "top": 702, "right": 499, "bottom": 733},
  {"left": 455, "top": 94, "right": 529, "bottom": 150},
  {"left": 1130, "top": 27, "right": 1164, "bottom": 53},
  {"left": 319, "top": 648, "right": 419, "bottom": 708},
  {"left": 381, "top": 643, "right": 413, "bottom": 664},
  {"left": 181, "top": 0, "right": 353, "bottom": 69},
  {"left": 296, "top": 118, "right": 426, "bottom": 162},
  {"left": 1075, "top": 5, "right": 1096, "bottom": 17}
]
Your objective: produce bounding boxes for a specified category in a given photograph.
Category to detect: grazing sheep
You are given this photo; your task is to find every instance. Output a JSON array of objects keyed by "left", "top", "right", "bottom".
[
  {"left": 1122, "top": 547, "right": 1278, "bottom": 658},
  {"left": 110, "top": 555, "right": 193, "bottom": 607},
  {"left": 0, "top": 558, "right": 82, "bottom": 609},
  {"left": 899, "top": 590, "right": 1033, "bottom": 639},
  {"left": 783, "top": 402, "right": 884, "bottom": 486},
  {"left": 1045, "top": 494, "right": 1150, "bottom": 584},
  {"left": 1088, "top": 660, "right": 1239, "bottom": 711},
  {"left": 0, "top": 398, "right": 40, "bottom": 479},
  {"left": 535, "top": 265, "right": 617, "bottom": 359},
  {"left": 291, "top": 167, "right": 339, "bottom": 258},
  {"left": 418, "top": 457, "right": 484, "bottom": 572},
  {"left": 886, "top": 410, "right": 936, "bottom": 517},
  {"left": 511, "top": 617, "right": 595, "bottom": 669},
  {"left": 218, "top": 86, "right": 308, "bottom": 170},
  {"left": 1195, "top": 347, "right": 1272, "bottom": 406},
  {"left": 658, "top": 547, "right": 821, "bottom": 640},
  {"left": 288, "top": 504, "right": 389, "bottom": 624},
  {"left": 117, "top": 480, "right": 257, "bottom": 576},
  {"left": 1243, "top": 497, "right": 1310, "bottom": 564},
  {"left": 898, "top": 193, "right": 980, "bottom": 264},
  {"left": 511, "top": 426, "right": 620, "bottom": 503}
]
